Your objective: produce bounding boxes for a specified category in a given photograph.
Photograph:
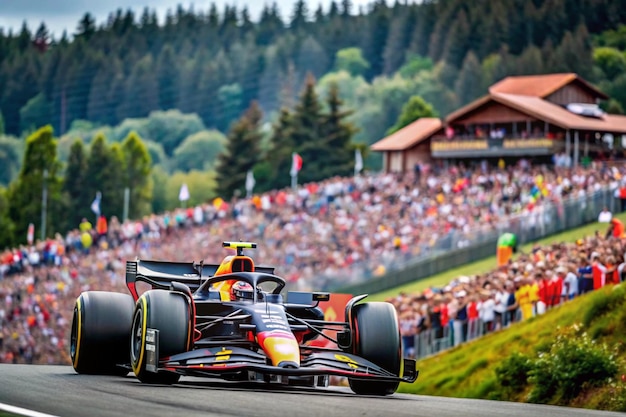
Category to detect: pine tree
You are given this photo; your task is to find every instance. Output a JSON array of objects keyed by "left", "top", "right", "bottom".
[
  {"left": 156, "top": 44, "right": 180, "bottom": 111},
  {"left": 316, "top": 83, "right": 359, "bottom": 178},
  {"left": 267, "top": 107, "right": 295, "bottom": 189},
  {"left": 382, "top": 12, "right": 410, "bottom": 75},
  {"left": 76, "top": 13, "right": 97, "bottom": 40},
  {"left": 455, "top": 51, "right": 484, "bottom": 105},
  {"left": 215, "top": 101, "right": 263, "bottom": 199},
  {"left": 442, "top": 10, "right": 470, "bottom": 69},
  {"left": 290, "top": 74, "right": 324, "bottom": 184},
  {"left": 364, "top": 2, "right": 390, "bottom": 79},
  {"left": 119, "top": 54, "right": 159, "bottom": 119}
]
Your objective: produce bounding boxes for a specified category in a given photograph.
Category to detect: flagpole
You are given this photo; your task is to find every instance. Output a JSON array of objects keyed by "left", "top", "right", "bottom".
[
  {"left": 123, "top": 187, "right": 130, "bottom": 222},
  {"left": 41, "top": 169, "right": 48, "bottom": 241},
  {"left": 354, "top": 149, "right": 363, "bottom": 177}
]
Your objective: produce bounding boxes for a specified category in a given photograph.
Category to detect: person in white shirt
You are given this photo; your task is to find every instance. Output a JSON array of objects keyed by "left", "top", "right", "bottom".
[
  {"left": 598, "top": 207, "right": 612, "bottom": 223},
  {"left": 493, "top": 284, "right": 509, "bottom": 331},
  {"left": 477, "top": 291, "right": 496, "bottom": 334}
]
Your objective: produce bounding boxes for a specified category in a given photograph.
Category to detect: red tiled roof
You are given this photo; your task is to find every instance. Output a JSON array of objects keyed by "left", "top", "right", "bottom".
[
  {"left": 489, "top": 73, "right": 608, "bottom": 99},
  {"left": 492, "top": 93, "right": 626, "bottom": 133},
  {"left": 370, "top": 118, "right": 442, "bottom": 151}
]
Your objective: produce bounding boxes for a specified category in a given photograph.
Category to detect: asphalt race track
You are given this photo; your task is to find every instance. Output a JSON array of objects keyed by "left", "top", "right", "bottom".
[{"left": 0, "top": 365, "right": 624, "bottom": 417}]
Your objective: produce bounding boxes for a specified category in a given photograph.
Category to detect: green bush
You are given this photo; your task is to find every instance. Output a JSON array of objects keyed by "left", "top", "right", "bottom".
[
  {"left": 528, "top": 328, "right": 617, "bottom": 403},
  {"left": 494, "top": 352, "right": 533, "bottom": 399}
]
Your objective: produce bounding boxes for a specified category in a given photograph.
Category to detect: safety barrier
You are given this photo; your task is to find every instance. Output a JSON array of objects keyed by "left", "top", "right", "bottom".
[{"left": 331, "top": 187, "right": 623, "bottom": 294}]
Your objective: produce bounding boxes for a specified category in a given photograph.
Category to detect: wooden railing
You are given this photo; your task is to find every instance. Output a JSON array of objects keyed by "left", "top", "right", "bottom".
[{"left": 431, "top": 136, "right": 559, "bottom": 156}]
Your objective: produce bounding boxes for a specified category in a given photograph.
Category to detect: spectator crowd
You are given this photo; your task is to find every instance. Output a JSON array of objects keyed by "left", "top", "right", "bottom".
[
  {"left": 2, "top": 158, "right": 626, "bottom": 365},
  {"left": 392, "top": 218, "right": 626, "bottom": 359}
]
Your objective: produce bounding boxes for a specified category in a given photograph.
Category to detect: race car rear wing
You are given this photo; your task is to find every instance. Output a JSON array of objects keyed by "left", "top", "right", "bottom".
[{"left": 125, "top": 259, "right": 276, "bottom": 300}]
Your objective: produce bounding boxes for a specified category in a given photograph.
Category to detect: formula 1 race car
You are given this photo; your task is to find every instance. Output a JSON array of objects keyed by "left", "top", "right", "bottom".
[{"left": 70, "top": 242, "right": 418, "bottom": 395}]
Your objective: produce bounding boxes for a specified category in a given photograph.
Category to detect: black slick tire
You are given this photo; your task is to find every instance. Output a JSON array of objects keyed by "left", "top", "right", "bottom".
[
  {"left": 130, "top": 290, "right": 191, "bottom": 384},
  {"left": 348, "top": 302, "right": 401, "bottom": 395},
  {"left": 70, "top": 291, "right": 135, "bottom": 375}
]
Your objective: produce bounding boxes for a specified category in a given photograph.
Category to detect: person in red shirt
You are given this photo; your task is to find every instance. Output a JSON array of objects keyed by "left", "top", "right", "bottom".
[
  {"left": 96, "top": 214, "right": 108, "bottom": 245},
  {"left": 591, "top": 253, "right": 607, "bottom": 290},
  {"left": 551, "top": 268, "right": 565, "bottom": 307},
  {"left": 606, "top": 218, "right": 625, "bottom": 239},
  {"left": 466, "top": 294, "right": 479, "bottom": 340},
  {"left": 605, "top": 255, "right": 618, "bottom": 285}
]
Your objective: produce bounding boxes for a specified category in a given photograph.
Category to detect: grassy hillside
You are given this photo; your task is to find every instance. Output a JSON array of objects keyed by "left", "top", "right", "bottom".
[
  {"left": 397, "top": 284, "right": 626, "bottom": 411},
  {"left": 368, "top": 213, "right": 626, "bottom": 411},
  {"left": 369, "top": 211, "right": 626, "bottom": 301}
]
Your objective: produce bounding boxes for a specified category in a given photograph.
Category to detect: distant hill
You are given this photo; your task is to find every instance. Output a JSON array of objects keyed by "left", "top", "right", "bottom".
[{"left": 1, "top": 0, "right": 625, "bottom": 140}]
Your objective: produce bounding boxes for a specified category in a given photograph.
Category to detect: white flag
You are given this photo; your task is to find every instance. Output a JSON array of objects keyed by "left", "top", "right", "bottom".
[
  {"left": 355, "top": 149, "right": 363, "bottom": 174},
  {"left": 90, "top": 192, "right": 101, "bottom": 216},
  {"left": 245, "top": 170, "right": 256, "bottom": 197},
  {"left": 179, "top": 183, "right": 190, "bottom": 202}
]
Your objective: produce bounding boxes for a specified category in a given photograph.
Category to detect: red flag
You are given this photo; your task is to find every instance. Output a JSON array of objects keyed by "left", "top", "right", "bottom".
[
  {"left": 27, "top": 223, "right": 34, "bottom": 245},
  {"left": 290, "top": 152, "right": 302, "bottom": 176}
]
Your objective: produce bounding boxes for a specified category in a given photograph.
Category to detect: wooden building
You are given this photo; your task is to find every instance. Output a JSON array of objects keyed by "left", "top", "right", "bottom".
[{"left": 371, "top": 73, "right": 626, "bottom": 172}]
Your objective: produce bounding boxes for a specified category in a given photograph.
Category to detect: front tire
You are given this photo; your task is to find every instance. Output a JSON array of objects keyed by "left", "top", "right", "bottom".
[
  {"left": 131, "top": 290, "right": 191, "bottom": 384},
  {"left": 70, "top": 291, "right": 135, "bottom": 375},
  {"left": 348, "top": 302, "right": 401, "bottom": 395}
]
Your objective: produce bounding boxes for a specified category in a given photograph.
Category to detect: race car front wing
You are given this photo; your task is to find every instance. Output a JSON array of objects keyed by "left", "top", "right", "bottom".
[{"left": 144, "top": 328, "right": 418, "bottom": 384}]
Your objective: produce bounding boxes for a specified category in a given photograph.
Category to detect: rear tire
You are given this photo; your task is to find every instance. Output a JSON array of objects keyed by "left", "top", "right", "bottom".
[
  {"left": 130, "top": 290, "right": 191, "bottom": 384},
  {"left": 70, "top": 291, "right": 135, "bottom": 375},
  {"left": 348, "top": 302, "right": 401, "bottom": 396}
]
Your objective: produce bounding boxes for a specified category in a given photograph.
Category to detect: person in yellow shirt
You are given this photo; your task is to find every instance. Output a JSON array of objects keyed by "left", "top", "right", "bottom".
[{"left": 515, "top": 277, "right": 537, "bottom": 320}]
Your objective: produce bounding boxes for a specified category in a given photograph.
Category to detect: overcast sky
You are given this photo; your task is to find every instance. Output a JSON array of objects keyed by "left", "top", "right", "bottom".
[{"left": 0, "top": 0, "right": 378, "bottom": 37}]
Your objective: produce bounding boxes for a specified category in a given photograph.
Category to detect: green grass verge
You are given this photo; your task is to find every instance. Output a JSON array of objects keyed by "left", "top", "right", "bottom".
[
  {"left": 369, "top": 211, "right": 626, "bottom": 301},
  {"left": 396, "top": 284, "right": 626, "bottom": 410}
]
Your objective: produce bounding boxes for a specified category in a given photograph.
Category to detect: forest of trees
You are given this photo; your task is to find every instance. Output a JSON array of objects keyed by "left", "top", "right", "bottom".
[
  {"left": 2, "top": 0, "right": 626, "bottom": 246},
  {"left": 2, "top": 0, "right": 626, "bottom": 137}
]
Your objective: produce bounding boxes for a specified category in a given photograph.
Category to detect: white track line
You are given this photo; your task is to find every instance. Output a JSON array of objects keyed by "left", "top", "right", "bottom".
[{"left": 0, "top": 403, "right": 59, "bottom": 417}]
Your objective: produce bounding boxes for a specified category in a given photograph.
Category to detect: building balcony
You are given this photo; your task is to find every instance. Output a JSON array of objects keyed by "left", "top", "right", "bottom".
[{"left": 431, "top": 136, "right": 562, "bottom": 158}]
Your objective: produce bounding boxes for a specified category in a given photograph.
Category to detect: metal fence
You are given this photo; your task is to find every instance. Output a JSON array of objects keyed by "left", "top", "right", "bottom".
[
  {"left": 407, "top": 311, "right": 526, "bottom": 360},
  {"left": 328, "top": 186, "right": 623, "bottom": 294}
]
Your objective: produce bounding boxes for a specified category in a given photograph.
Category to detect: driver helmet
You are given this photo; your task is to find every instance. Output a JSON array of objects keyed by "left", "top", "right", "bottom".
[{"left": 230, "top": 281, "right": 254, "bottom": 301}]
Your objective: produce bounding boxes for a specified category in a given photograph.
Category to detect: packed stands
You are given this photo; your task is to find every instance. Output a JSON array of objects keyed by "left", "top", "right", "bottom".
[{"left": 2, "top": 159, "right": 626, "bottom": 364}]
